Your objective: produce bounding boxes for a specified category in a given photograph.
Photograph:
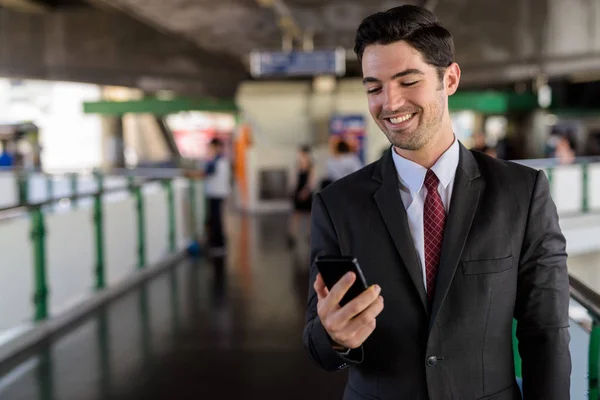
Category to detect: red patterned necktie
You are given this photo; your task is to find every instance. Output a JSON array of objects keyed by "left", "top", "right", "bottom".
[{"left": 423, "top": 170, "right": 446, "bottom": 304}]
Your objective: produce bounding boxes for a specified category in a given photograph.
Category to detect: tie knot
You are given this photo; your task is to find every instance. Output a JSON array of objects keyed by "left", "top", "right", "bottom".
[{"left": 424, "top": 169, "right": 439, "bottom": 191}]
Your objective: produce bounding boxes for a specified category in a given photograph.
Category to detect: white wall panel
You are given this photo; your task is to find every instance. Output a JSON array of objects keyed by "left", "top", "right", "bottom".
[
  {"left": 28, "top": 174, "right": 48, "bottom": 204},
  {"left": 0, "top": 217, "right": 34, "bottom": 332},
  {"left": 143, "top": 183, "right": 169, "bottom": 266},
  {"left": 46, "top": 208, "right": 95, "bottom": 315},
  {"left": 0, "top": 173, "right": 17, "bottom": 208},
  {"left": 104, "top": 197, "right": 137, "bottom": 286},
  {"left": 552, "top": 165, "right": 583, "bottom": 214},
  {"left": 588, "top": 163, "right": 600, "bottom": 212},
  {"left": 174, "top": 179, "right": 190, "bottom": 250}
]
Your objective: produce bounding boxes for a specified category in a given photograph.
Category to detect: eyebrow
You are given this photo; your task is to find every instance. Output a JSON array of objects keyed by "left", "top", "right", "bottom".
[{"left": 362, "top": 68, "right": 425, "bottom": 85}]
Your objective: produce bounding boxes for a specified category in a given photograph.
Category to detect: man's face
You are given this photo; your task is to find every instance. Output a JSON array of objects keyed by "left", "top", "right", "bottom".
[{"left": 361, "top": 41, "right": 454, "bottom": 151}]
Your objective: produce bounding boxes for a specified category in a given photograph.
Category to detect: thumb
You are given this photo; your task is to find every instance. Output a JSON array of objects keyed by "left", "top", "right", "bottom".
[{"left": 314, "top": 274, "right": 330, "bottom": 300}]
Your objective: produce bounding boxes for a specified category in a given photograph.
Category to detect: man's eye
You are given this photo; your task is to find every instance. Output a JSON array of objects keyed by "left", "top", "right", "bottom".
[
  {"left": 402, "top": 81, "right": 418, "bottom": 87},
  {"left": 367, "top": 88, "right": 381, "bottom": 94}
]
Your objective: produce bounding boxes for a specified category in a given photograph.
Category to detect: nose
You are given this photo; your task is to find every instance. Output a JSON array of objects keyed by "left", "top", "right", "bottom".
[{"left": 383, "top": 84, "right": 406, "bottom": 113}]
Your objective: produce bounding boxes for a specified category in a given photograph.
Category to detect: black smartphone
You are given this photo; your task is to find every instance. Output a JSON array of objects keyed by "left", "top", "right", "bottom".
[{"left": 315, "top": 255, "right": 369, "bottom": 307}]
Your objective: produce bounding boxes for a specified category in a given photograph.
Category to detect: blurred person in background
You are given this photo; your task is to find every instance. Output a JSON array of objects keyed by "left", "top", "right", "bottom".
[
  {"left": 186, "top": 138, "right": 231, "bottom": 257},
  {"left": 554, "top": 135, "right": 576, "bottom": 165},
  {"left": 322, "top": 140, "right": 363, "bottom": 189},
  {"left": 288, "top": 145, "right": 315, "bottom": 248},
  {"left": 303, "top": 5, "right": 570, "bottom": 400},
  {"left": 0, "top": 140, "right": 15, "bottom": 168},
  {"left": 471, "top": 131, "right": 489, "bottom": 153}
]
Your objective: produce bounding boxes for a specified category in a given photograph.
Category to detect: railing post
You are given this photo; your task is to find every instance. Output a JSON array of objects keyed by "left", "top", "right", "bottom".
[
  {"left": 590, "top": 320, "right": 600, "bottom": 399},
  {"left": 93, "top": 172, "right": 105, "bottom": 290},
  {"left": 130, "top": 176, "right": 146, "bottom": 269},
  {"left": 70, "top": 173, "right": 78, "bottom": 208},
  {"left": 188, "top": 178, "right": 199, "bottom": 243},
  {"left": 17, "top": 169, "right": 29, "bottom": 206},
  {"left": 31, "top": 207, "right": 48, "bottom": 321},
  {"left": 46, "top": 174, "right": 53, "bottom": 203},
  {"left": 582, "top": 162, "right": 589, "bottom": 213},
  {"left": 546, "top": 167, "right": 553, "bottom": 193},
  {"left": 512, "top": 319, "right": 522, "bottom": 378},
  {"left": 163, "top": 179, "right": 177, "bottom": 253}
]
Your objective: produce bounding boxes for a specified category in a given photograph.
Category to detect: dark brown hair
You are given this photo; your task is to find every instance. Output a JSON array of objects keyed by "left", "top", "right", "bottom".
[{"left": 354, "top": 5, "right": 454, "bottom": 81}]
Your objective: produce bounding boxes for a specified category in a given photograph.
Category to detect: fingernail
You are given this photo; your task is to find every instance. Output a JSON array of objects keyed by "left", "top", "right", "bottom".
[
  {"left": 346, "top": 272, "right": 354, "bottom": 281},
  {"left": 373, "top": 285, "right": 381, "bottom": 293}
]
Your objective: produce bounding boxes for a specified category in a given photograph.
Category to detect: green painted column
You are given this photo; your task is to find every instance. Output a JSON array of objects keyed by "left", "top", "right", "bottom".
[
  {"left": 590, "top": 321, "right": 600, "bottom": 400},
  {"left": 31, "top": 207, "right": 48, "bottom": 321},
  {"left": 582, "top": 162, "right": 590, "bottom": 213},
  {"left": 130, "top": 176, "right": 146, "bottom": 268},
  {"left": 93, "top": 172, "right": 105, "bottom": 290},
  {"left": 163, "top": 180, "right": 177, "bottom": 253},
  {"left": 512, "top": 319, "right": 522, "bottom": 378}
]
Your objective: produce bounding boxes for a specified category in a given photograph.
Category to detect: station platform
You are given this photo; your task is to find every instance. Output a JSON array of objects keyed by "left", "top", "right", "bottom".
[
  {"left": 0, "top": 212, "right": 595, "bottom": 400},
  {"left": 0, "top": 214, "right": 349, "bottom": 400}
]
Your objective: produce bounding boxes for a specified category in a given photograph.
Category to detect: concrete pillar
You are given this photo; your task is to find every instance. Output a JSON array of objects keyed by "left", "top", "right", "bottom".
[{"left": 101, "top": 116, "right": 125, "bottom": 169}]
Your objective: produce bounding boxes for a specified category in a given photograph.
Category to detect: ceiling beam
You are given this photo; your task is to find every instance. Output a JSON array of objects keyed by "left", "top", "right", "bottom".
[{"left": 0, "top": 0, "right": 49, "bottom": 12}]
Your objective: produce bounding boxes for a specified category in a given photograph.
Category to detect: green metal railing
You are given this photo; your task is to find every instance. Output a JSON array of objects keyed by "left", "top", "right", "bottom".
[
  {"left": 513, "top": 275, "right": 600, "bottom": 398},
  {"left": 569, "top": 275, "right": 600, "bottom": 399},
  {"left": 541, "top": 162, "right": 594, "bottom": 216},
  {"left": 0, "top": 170, "right": 200, "bottom": 324},
  {"left": 94, "top": 172, "right": 106, "bottom": 290}
]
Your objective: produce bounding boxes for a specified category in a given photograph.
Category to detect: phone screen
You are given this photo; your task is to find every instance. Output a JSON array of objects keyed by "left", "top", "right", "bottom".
[{"left": 315, "top": 256, "right": 369, "bottom": 306}]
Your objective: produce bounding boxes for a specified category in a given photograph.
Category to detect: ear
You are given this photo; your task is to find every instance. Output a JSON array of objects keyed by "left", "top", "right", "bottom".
[{"left": 445, "top": 62, "right": 461, "bottom": 96}]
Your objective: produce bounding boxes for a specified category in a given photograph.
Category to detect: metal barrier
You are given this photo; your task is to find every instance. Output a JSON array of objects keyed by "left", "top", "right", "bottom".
[
  {"left": 0, "top": 169, "right": 204, "bottom": 340},
  {"left": 517, "top": 158, "right": 600, "bottom": 216},
  {"left": 512, "top": 274, "right": 600, "bottom": 398}
]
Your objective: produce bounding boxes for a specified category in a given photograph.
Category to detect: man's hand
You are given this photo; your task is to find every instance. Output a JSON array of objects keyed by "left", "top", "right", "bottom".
[{"left": 314, "top": 272, "right": 384, "bottom": 350}]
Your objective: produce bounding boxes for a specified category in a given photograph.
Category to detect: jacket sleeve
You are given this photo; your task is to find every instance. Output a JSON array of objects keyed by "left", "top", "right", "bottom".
[
  {"left": 302, "top": 193, "right": 364, "bottom": 372},
  {"left": 515, "top": 169, "right": 571, "bottom": 399}
]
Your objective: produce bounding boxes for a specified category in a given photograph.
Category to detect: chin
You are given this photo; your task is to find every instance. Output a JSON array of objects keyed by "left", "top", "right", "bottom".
[{"left": 386, "top": 130, "right": 424, "bottom": 151}]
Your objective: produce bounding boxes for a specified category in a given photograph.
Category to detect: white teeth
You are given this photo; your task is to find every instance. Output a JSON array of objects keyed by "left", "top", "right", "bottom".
[{"left": 390, "top": 114, "right": 413, "bottom": 124}]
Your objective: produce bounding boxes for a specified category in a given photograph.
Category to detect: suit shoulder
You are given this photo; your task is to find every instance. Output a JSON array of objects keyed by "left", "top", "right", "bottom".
[
  {"left": 319, "top": 159, "right": 379, "bottom": 199},
  {"left": 470, "top": 150, "right": 539, "bottom": 184}
]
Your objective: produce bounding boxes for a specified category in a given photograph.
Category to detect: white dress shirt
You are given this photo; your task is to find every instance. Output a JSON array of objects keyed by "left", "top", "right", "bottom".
[{"left": 391, "top": 139, "right": 460, "bottom": 292}]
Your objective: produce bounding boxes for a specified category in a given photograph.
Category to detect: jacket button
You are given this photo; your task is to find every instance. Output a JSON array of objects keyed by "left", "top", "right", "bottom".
[{"left": 426, "top": 356, "right": 438, "bottom": 367}]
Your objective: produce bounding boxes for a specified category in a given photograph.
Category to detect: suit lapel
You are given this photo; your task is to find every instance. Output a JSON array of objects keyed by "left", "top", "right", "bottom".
[
  {"left": 429, "top": 145, "right": 483, "bottom": 330},
  {"left": 373, "top": 150, "right": 429, "bottom": 314}
]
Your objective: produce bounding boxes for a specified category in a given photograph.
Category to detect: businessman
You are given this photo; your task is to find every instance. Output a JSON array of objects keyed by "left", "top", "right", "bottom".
[{"left": 303, "top": 5, "right": 571, "bottom": 400}]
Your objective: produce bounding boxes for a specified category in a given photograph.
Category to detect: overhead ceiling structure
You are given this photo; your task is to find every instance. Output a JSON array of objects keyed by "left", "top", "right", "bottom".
[
  {"left": 3, "top": 0, "right": 599, "bottom": 95},
  {"left": 91, "top": 0, "right": 565, "bottom": 88}
]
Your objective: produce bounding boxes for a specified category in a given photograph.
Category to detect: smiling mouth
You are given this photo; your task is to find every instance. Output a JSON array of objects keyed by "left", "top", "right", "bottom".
[{"left": 384, "top": 113, "right": 416, "bottom": 125}]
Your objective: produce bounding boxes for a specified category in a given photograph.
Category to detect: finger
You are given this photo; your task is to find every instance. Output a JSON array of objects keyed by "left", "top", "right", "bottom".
[
  {"left": 334, "top": 284, "right": 381, "bottom": 323},
  {"left": 314, "top": 274, "right": 329, "bottom": 300},
  {"left": 344, "top": 295, "right": 384, "bottom": 334},
  {"left": 326, "top": 271, "right": 356, "bottom": 307},
  {"left": 347, "top": 319, "right": 377, "bottom": 349}
]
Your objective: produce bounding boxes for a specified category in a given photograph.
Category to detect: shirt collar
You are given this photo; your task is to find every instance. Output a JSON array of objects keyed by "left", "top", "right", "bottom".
[{"left": 391, "top": 137, "right": 460, "bottom": 193}]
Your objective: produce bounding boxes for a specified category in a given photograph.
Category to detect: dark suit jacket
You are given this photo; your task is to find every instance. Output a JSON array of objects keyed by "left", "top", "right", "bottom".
[{"left": 303, "top": 144, "right": 571, "bottom": 400}]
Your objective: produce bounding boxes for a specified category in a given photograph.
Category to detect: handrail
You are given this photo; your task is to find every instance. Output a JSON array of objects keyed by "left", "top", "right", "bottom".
[
  {"left": 0, "top": 166, "right": 188, "bottom": 177},
  {"left": 569, "top": 274, "right": 600, "bottom": 323},
  {"left": 567, "top": 274, "right": 600, "bottom": 399},
  {"left": 0, "top": 176, "right": 169, "bottom": 218},
  {"left": 513, "top": 156, "right": 600, "bottom": 169}
]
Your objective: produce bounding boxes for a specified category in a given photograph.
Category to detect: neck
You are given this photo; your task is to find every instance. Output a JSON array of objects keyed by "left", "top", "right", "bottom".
[{"left": 393, "top": 125, "right": 455, "bottom": 169}]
